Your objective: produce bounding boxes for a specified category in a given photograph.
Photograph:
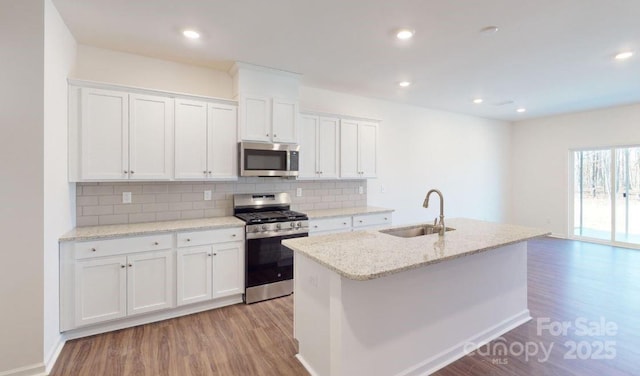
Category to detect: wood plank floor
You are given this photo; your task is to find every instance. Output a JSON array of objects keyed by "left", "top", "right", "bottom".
[{"left": 50, "top": 238, "right": 640, "bottom": 376}]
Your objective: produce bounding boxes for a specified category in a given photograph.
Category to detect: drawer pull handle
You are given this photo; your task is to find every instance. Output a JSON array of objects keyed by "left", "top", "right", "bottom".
[{"left": 91, "top": 248, "right": 96, "bottom": 252}]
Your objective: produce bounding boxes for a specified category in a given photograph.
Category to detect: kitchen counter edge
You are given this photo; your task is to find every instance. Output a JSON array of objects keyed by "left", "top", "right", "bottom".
[{"left": 60, "top": 216, "right": 246, "bottom": 242}]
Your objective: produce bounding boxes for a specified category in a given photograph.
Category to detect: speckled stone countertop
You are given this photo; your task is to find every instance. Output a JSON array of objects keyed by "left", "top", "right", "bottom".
[
  {"left": 283, "top": 218, "right": 550, "bottom": 281},
  {"left": 305, "top": 206, "right": 393, "bottom": 219},
  {"left": 60, "top": 216, "right": 245, "bottom": 242}
]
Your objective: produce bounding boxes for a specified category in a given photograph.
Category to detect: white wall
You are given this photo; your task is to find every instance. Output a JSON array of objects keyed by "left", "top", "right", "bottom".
[
  {"left": 511, "top": 103, "right": 640, "bottom": 236},
  {"left": 300, "top": 87, "right": 513, "bottom": 225},
  {"left": 43, "top": 0, "right": 76, "bottom": 370},
  {"left": 0, "top": 0, "right": 46, "bottom": 374},
  {"left": 73, "top": 45, "right": 233, "bottom": 98}
]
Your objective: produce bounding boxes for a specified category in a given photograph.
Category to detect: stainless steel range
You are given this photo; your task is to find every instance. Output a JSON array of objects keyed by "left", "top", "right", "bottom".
[{"left": 233, "top": 193, "right": 309, "bottom": 304}]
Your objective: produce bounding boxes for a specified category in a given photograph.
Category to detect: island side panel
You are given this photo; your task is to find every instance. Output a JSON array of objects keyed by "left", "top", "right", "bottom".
[
  {"left": 294, "top": 252, "right": 338, "bottom": 376},
  {"left": 337, "top": 242, "right": 529, "bottom": 376}
]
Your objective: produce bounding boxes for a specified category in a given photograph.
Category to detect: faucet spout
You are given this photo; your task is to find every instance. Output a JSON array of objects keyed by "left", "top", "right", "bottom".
[{"left": 423, "top": 189, "right": 445, "bottom": 236}]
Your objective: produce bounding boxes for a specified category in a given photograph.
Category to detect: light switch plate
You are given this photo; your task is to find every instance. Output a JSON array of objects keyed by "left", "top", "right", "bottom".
[
  {"left": 296, "top": 188, "right": 302, "bottom": 197},
  {"left": 122, "top": 192, "right": 132, "bottom": 204},
  {"left": 204, "top": 190, "right": 212, "bottom": 201}
]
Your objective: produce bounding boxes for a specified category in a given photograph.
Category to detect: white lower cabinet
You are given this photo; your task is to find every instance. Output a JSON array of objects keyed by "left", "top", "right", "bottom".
[
  {"left": 309, "top": 211, "right": 392, "bottom": 235},
  {"left": 61, "top": 227, "right": 245, "bottom": 335},
  {"left": 176, "top": 229, "right": 244, "bottom": 306}
]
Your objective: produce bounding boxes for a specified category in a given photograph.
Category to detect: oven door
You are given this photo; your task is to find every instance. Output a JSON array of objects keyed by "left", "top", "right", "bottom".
[{"left": 245, "top": 232, "right": 307, "bottom": 288}]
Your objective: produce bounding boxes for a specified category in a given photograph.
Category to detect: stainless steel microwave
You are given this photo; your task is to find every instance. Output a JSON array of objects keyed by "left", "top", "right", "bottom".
[{"left": 239, "top": 142, "right": 300, "bottom": 177}]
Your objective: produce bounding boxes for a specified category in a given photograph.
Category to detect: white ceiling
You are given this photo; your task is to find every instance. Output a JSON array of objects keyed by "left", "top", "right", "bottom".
[{"left": 52, "top": 0, "right": 640, "bottom": 121}]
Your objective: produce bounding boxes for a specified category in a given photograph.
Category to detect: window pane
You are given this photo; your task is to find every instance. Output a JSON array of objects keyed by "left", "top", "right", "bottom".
[
  {"left": 615, "top": 147, "right": 640, "bottom": 244},
  {"left": 574, "top": 149, "right": 612, "bottom": 240}
]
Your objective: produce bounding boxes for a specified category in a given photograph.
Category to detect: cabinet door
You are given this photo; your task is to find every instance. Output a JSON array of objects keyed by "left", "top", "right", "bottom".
[
  {"left": 299, "top": 115, "right": 319, "bottom": 178},
  {"left": 208, "top": 103, "right": 238, "bottom": 179},
  {"left": 75, "top": 256, "right": 127, "bottom": 327},
  {"left": 175, "top": 99, "right": 209, "bottom": 179},
  {"left": 239, "top": 95, "right": 270, "bottom": 142},
  {"left": 129, "top": 94, "right": 174, "bottom": 180},
  {"left": 127, "top": 250, "right": 174, "bottom": 315},
  {"left": 212, "top": 242, "right": 244, "bottom": 299},
  {"left": 80, "top": 88, "right": 129, "bottom": 180},
  {"left": 272, "top": 98, "right": 298, "bottom": 143},
  {"left": 340, "top": 119, "right": 360, "bottom": 178},
  {"left": 318, "top": 117, "right": 340, "bottom": 179},
  {"left": 177, "top": 246, "right": 213, "bottom": 306},
  {"left": 358, "top": 122, "right": 378, "bottom": 178}
]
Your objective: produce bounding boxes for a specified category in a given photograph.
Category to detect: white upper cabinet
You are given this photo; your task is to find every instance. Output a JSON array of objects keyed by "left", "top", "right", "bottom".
[
  {"left": 79, "top": 88, "right": 129, "bottom": 180},
  {"left": 238, "top": 95, "right": 298, "bottom": 144},
  {"left": 175, "top": 99, "right": 238, "bottom": 180},
  {"left": 299, "top": 114, "right": 339, "bottom": 179},
  {"left": 129, "top": 94, "right": 173, "bottom": 180},
  {"left": 72, "top": 85, "right": 174, "bottom": 181},
  {"left": 340, "top": 119, "right": 378, "bottom": 178}
]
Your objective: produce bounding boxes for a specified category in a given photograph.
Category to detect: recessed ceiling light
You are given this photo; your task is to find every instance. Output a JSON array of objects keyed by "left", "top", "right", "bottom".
[
  {"left": 516, "top": 108, "right": 527, "bottom": 113},
  {"left": 396, "top": 29, "right": 415, "bottom": 40},
  {"left": 398, "top": 81, "right": 411, "bottom": 87},
  {"left": 183, "top": 29, "right": 200, "bottom": 39},
  {"left": 614, "top": 51, "right": 634, "bottom": 60},
  {"left": 473, "top": 98, "right": 484, "bottom": 104},
  {"left": 479, "top": 26, "right": 499, "bottom": 35}
]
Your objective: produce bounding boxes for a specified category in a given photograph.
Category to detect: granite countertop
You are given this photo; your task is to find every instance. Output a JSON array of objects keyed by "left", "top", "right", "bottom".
[
  {"left": 282, "top": 218, "right": 550, "bottom": 281},
  {"left": 305, "top": 206, "right": 394, "bottom": 219},
  {"left": 60, "top": 216, "right": 245, "bottom": 242}
]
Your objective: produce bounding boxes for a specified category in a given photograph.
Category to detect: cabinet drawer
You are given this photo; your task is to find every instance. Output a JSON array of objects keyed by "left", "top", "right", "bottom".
[
  {"left": 74, "top": 234, "right": 173, "bottom": 259},
  {"left": 310, "top": 216, "right": 351, "bottom": 234},
  {"left": 177, "top": 227, "right": 244, "bottom": 247},
  {"left": 352, "top": 212, "right": 392, "bottom": 229}
]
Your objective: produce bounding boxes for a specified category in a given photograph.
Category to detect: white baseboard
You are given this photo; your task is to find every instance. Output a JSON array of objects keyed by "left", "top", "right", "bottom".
[
  {"left": 0, "top": 363, "right": 46, "bottom": 376},
  {"left": 294, "top": 354, "right": 319, "bottom": 376},
  {"left": 44, "top": 335, "right": 66, "bottom": 375},
  {"left": 396, "top": 310, "right": 532, "bottom": 376}
]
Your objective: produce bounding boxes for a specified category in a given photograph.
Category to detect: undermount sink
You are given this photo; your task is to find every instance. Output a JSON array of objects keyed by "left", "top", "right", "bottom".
[{"left": 379, "top": 224, "right": 455, "bottom": 238}]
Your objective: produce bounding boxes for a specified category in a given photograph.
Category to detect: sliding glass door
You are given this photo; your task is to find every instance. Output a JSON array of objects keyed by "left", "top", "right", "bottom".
[{"left": 573, "top": 146, "right": 640, "bottom": 246}]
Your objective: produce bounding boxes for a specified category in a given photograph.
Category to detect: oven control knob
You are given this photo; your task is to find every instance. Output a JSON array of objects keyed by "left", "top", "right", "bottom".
[
  {"left": 276, "top": 223, "right": 281, "bottom": 230},
  {"left": 261, "top": 225, "right": 267, "bottom": 231},
  {"left": 290, "top": 222, "right": 295, "bottom": 228},
  {"left": 296, "top": 221, "right": 302, "bottom": 228}
]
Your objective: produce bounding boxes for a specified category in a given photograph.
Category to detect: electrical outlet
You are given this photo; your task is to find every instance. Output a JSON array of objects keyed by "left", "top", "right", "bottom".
[
  {"left": 122, "top": 192, "right": 132, "bottom": 204},
  {"left": 358, "top": 186, "right": 364, "bottom": 194},
  {"left": 296, "top": 188, "right": 302, "bottom": 197},
  {"left": 204, "top": 190, "right": 212, "bottom": 201}
]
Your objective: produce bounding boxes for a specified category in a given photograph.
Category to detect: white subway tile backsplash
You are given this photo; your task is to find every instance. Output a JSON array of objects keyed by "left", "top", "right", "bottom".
[{"left": 75, "top": 179, "right": 367, "bottom": 226}]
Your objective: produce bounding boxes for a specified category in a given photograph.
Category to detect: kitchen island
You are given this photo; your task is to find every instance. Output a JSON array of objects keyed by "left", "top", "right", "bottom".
[{"left": 282, "top": 218, "right": 549, "bottom": 376}]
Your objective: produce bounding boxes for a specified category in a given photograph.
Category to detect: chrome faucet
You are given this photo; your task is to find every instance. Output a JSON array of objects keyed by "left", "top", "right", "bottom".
[{"left": 423, "top": 189, "right": 445, "bottom": 236}]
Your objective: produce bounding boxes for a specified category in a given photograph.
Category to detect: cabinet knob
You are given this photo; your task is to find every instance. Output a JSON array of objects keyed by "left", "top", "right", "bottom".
[
  {"left": 208, "top": 253, "right": 212, "bottom": 257},
  {"left": 203, "top": 171, "right": 207, "bottom": 174},
  {"left": 359, "top": 220, "right": 363, "bottom": 223},
  {"left": 213, "top": 253, "right": 217, "bottom": 256},
  {"left": 130, "top": 171, "right": 135, "bottom": 174},
  {"left": 128, "top": 263, "right": 132, "bottom": 267},
  {"left": 121, "top": 264, "right": 125, "bottom": 268},
  {"left": 208, "top": 171, "right": 212, "bottom": 174},
  {"left": 266, "top": 133, "right": 269, "bottom": 137},
  {"left": 384, "top": 217, "right": 388, "bottom": 220},
  {"left": 232, "top": 234, "right": 237, "bottom": 237},
  {"left": 186, "top": 238, "right": 191, "bottom": 242},
  {"left": 273, "top": 134, "right": 277, "bottom": 138},
  {"left": 314, "top": 225, "right": 318, "bottom": 228},
  {"left": 91, "top": 248, "right": 96, "bottom": 252},
  {"left": 123, "top": 170, "right": 128, "bottom": 174},
  {"left": 343, "top": 222, "right": 347, "bottom": 225},
  {"left": 153, "top": 241, "right": 159, "bottom": 245}
]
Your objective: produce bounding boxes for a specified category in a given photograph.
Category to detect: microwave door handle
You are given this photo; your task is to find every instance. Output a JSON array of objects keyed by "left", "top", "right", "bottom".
[{"left": 286, "top": 150, "right": 291, "bottom": 172}]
